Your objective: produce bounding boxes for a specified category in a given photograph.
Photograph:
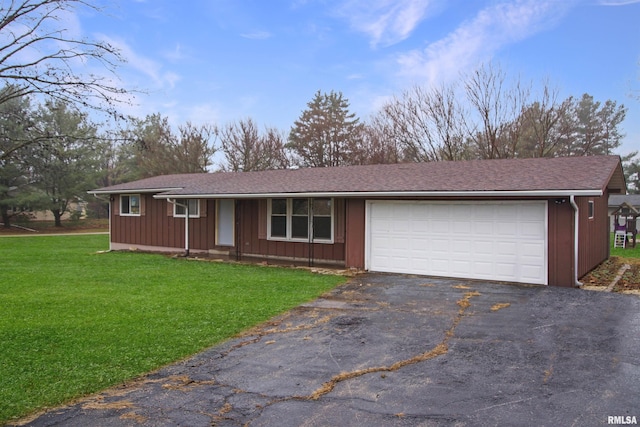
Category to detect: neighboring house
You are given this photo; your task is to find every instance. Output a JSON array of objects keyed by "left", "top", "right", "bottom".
[
  {"left": 608, "top": 194, "right": 640, "bottom": 232},
  {"left": 89, "top": 155, "right": 626, "bottom": 288}
]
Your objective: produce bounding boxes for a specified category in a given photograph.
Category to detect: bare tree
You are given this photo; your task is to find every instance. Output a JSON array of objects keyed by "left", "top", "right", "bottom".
[
  {"left": 0, "top": 0, "right": 131, "bottom": 162},
  {"left": 350, "top": 116, "right": 402, "bottom": 165},
  {"left": 217, "top": 118, "right": 289, "bottom": 172},
  {"left": 371, "top": 83, "right": 470, "bottom": 162},
  {"left": 463, "top": 62, "right": 530, "bottom": 159},
  {"left": 175, "top": 121, "right": 217, "bottom": 173},
  {"left": 517, "top": 85, "right": 573, "bottom": 158}
]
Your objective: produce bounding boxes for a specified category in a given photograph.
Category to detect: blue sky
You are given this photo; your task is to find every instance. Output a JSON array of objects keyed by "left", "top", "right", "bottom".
[{"left": 79, "top": 0, "right": 640, "bottom": 155}]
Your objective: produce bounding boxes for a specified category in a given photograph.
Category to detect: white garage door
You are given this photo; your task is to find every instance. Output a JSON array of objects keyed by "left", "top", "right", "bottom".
[{"left": 366, "top": 201, "right": 547, "bottom": 285}]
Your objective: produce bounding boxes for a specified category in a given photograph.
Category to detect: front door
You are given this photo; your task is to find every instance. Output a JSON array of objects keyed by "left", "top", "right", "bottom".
[{"left": 216, "top": 199, "right": 235, "bottom": 246}]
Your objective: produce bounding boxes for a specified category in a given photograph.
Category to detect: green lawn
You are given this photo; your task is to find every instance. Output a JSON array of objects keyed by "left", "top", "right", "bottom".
[
  {"left": 610, "top": 232, "right": 640, "bottom": 258},
  {"left": 0, "top": 235, "right": 346, "bottom": 424}
]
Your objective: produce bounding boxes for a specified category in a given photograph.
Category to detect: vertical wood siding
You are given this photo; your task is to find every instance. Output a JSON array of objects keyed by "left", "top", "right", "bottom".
[
  {"left": 111, "top": 195, "right": 216, "bottom": 251},
  {"left": 577, "top": 194, "right": 610, "bottom": 279},
  {"left": 345, "top": 198, "right": 366, "bottom": 269},
  {"left": 547, "top": 200, "right": 574, "bottom": 287}
]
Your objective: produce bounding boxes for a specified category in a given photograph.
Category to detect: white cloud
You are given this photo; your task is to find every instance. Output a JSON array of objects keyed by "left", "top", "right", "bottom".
[
  {"left": 396, "top": 0, "right": 573, "bottom": 86},
  {"left": 162, "top": 43, "right": 186, "bottom": 62},
  {"left": 179, "top": 103, "right": 221, "bottom": 126},
  {"left": 240, "top": 31, "right": 273, "bottom": 40},
  {"left": 597, "top": 0, "right": 640, "bottom": 4},
  {"left": 336, "top": 0, "right": 436, "bottom": 48},
  {"left": 98, "top": 35, "right": 181, "bottom": 90}
]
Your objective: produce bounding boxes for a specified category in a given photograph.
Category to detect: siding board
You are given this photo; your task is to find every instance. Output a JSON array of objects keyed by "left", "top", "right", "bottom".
[{"left": 548, "top": 200, "right": 574, "bottom": 287}]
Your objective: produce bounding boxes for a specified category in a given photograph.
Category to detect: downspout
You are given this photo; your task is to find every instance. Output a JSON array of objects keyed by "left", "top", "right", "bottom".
[
  {"left": 569, "top": 196, "right": 583, "bottom": 287},
  {"left": 92, "top": 193, "right": 112, "bottom": 251},
  {"left": 167, "top": 198, "right": 190, "bottom": 256},
  {"left": 308, "top": 198, "right": 313, "bottom": 267}
]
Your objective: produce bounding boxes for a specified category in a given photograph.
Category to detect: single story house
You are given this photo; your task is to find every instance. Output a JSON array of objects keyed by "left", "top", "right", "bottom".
[
  {"left": 609, "top": 194, "right": 640, "bottom": 232},
  {"left": 89, "top": 155, "right": 625, "bottom": 288}
]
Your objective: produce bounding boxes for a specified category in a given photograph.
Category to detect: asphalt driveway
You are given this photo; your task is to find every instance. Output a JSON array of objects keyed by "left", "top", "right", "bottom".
[{"left": 18, "top": 274, "right": 640, "bottom": 426}]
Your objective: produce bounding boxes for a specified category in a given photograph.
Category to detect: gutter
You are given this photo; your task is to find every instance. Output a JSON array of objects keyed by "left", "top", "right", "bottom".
[
  {"left": 152, "top": 189, "right": 604, "bottom": 200},
  {"left": 88, "top": 187, "right": 183, "bottom": 196},
  {"left": 570, "top": 195, "right": 583, "bottom": 287},
  {"left": 166, "top": 198, "right": 190, "bottom": 256}
]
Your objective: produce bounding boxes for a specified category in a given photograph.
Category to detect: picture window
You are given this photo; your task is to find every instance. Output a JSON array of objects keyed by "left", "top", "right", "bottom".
[{"left": 268, "top": 198, "right": 333, "bottom": 242}]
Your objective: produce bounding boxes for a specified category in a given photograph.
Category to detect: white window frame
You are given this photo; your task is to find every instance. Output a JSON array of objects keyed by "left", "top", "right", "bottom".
[
  {"left": 267, "top": 198, "right": 334, "bottom": 243},
  {"left": 120, "top": 194, "right": 141, "bottom": 216},
  {"left": 588, "top": 200, "right": 595, "bottom": 219},
  {"left": 173, "top": 199, "right": 200, "bottom": 218}
]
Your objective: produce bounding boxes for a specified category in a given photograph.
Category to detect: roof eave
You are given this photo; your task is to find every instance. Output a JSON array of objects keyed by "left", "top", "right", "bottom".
[
  {"left": 153, "top": 189, "right": 604, "bottom": 199},
  {"left": 88, "top": 187, "right": 184, "bottom": 195}
]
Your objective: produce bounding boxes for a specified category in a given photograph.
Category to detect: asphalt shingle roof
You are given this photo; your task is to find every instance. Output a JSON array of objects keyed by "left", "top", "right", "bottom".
[
  {"left": 90, "top": 155, "right": 625, "bottom": 197},
  {"left": 609, "top": 194, "right": 640, "bottom": 207}
]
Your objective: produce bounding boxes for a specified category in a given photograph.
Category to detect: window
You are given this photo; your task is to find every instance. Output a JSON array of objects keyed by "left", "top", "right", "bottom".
[
  {"left": 174, "top": 199, "right": 200, "bottom": 218},
  {"left": 312, "top": 198, "right": 332, "bottom": 240},
  {"left": 268, "top": 198, "right": 333, "bottom": 242},
  {"left": 588, "top": 200, "right": 595, "bottom": 219},
  {"left": 120, "top": 195, "right": 141, "bottom": 216},
  {"left": 270, "top": 199, "right": 287, "bottom": 238},
  {"left": 291, "top": 199, "right": 309, "bottom": 239}
]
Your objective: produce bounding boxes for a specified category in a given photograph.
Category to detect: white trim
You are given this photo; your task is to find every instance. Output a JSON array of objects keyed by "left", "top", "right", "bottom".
[
  {"left": 90, "top": 187, "right": 182, "bottom": 195},
  {"left": 119, "top": 194, "right": 141, "bottom": 216},
  {"left": 173, "top": 199, "right": 200, "bottom": 218},
  {"left": 154, "top": 189, "right": 603, "bottom": 200},
  {"left": 588, "top": 200, "right": 595, "bottom": 220}
]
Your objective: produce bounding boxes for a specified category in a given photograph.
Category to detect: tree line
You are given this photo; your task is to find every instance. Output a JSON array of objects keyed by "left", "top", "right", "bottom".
[{"left": 0, "top": 1, "right": 634, "bottom": 228}]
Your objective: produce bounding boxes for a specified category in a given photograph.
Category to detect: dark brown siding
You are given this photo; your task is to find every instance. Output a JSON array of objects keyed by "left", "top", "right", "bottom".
[
  {"left": 345, "top": 198, "right": 366, "bottom": 269},
  {"left": 236, "top": 199, "right": 345, "bottom": 264},
  {"left": 111, "top": 195, "right": 216, "bottom": 251},
  {"left": 547, "top": 200, "right": 574, "bottom": 287},
  {"left": 577, "top": 194, "right": 609, "bottom": 279}
]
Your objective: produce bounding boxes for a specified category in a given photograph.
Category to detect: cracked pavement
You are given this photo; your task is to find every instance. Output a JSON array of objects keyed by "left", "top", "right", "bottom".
[{"left": 15, "top": 274, "right": 640, "bottom": 426}]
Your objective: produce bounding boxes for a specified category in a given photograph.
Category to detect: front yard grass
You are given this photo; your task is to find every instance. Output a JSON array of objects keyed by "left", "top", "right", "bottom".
[{"left": 0, "top": 235, "right": 346, "bottom": 424}]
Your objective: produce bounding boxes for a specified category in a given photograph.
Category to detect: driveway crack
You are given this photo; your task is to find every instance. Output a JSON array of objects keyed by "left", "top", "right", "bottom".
[{"left": 302, "top": 290, "right": 481, "bottom": 401}]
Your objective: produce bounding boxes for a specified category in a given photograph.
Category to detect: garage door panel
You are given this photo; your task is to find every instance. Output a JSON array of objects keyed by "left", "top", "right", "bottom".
[
  {"left": 496, "top": 221, "right": 518, "bottom": 235},
  {"left": 521, "top": 264, "right": 543, "bottom": 278},
  {"left": 520, "top": 221, "right": 545, "bottom": 237},
  {"left": 473, "top": 261, "right": 493, "bottom": 275},
  {"left": 473, "top": 240, "right": 494, "bottom": 256},
  {"left": 425, "top": 258, "right": 451, "bottom": 276},
  {"left": 475, "top": 221, "right": 495, "bottom": 235},
  {"left": 521, "top": 241, "right": 544, "bottom": 256},
  {"left": 496, "top": 241, "right": 517, "bottom": 255},
  {"left": 368, "top": 201, "right": 547, "bottom": 285},
  {"left": 520, "top": 204, "right": 545, "bottom": 220},
  {"left": 432, "top": 219, "right": 450, "bottom": 232},
  {"left": 412, "top": 219, "right": 431, "bottom": 233}
]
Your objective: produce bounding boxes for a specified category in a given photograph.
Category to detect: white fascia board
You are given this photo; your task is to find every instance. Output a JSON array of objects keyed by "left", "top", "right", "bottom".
[
  {"left": 153, "top": 189, "right": 603, "bottom": 199},
  {"left": 88, "top": 187, "right": 184, "bottom": 195}
]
